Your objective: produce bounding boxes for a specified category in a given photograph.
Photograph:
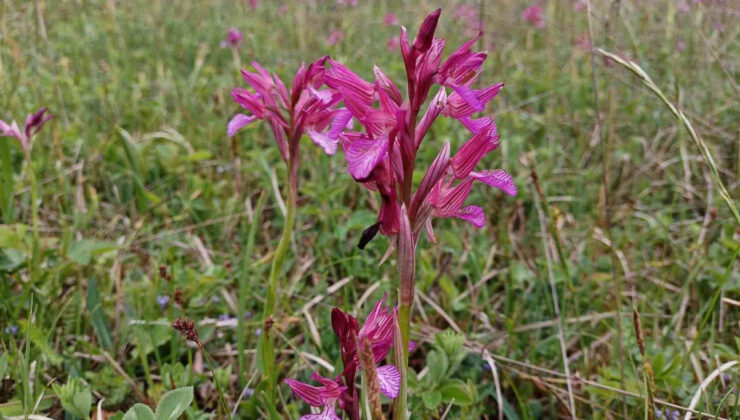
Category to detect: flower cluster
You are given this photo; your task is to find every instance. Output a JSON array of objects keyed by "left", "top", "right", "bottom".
[
  {"left": 285, "top": 296, "right": 400, "bottom": 420},
  {"left": 228, "top": 58, "right": 351, "bottom": 163},
  {"left": 324, "top": 8, "right": 515, "bottom": 249}
]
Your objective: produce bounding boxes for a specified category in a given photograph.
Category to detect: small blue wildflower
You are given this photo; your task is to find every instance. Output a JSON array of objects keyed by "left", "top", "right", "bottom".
[
  {"left": 655, "top": 409, "right": 662, "bottom": 419},
  {"left": 211, "top": 296, "right": 220, "bottom": 303},
  {"left": 244, "top": 387, "right": 254, "bottom": 398},
  {"left": 482, "top": 363, "right": 491, "bottom": 371},
  {"left": 156, "top": 295, "right": 170, "bottom": 310},
  {"left": 219, "top": 314, "right": 234, "bottom": 322},
  {"left": 243, "top": 311, "right": 252, "bottom": 319},
  {"left": 255, "top": 328, "right": 262, "bottom": 337},
  {"left": 4, "top": 325, "right": 18, "bottom": 335}
]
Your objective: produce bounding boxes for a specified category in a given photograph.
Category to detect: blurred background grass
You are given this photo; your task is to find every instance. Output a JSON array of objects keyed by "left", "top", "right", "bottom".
[{"left": 1, "top": 0, "right": 740, "bottom": 418}]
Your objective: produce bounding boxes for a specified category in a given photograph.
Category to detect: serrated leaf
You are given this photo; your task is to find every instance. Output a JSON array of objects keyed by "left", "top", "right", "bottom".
[
  {"left": 155, "top": 386, "right": 193, "bottom": 420},
  {"left": 123, "top": 403, "right": 156, "bottom": 420}
]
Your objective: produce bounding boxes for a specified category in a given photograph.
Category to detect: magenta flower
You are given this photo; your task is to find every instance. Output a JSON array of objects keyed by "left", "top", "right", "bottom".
[
  {"left": 522, "top": 5, "right": 545, "bottom": 28},
  {"left": 572, "top": 0, "right": 586, "bottom": 12},
  {"left": 324, "top": 9, "right": 515, "bottom": 247},
  {"left": 221, "top": 27, "right": 243, "bottom": 48},
  {"left": 286, "top": 296, "right": 401, "bottom": 420},
  {"left": 326, "top": 30, "right": 344, "bottom": 47},
  {"left": 387, "top": 36, "right": 400, "bottom": 52},
  {"left": 384, "top": 12, "right": 399, "bottom": 26},
  {"left": 279, "top": 4, "right": 288, "bottom": 15},
  {"left": 336, "top": 0, "right": 358, "bottom": 5},
  {"left": 228, "top": 58, "right": 349, "bottom": 158},
  {"left": 285, "top": 373, "right": 346, "bottom": 420},
  {"left": 0, "top": 108, "right": 53, "bottom": 153}
]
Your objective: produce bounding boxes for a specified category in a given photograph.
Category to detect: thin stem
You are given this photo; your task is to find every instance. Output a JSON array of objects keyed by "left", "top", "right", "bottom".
[
  {"left": 259, "top": 159, "right": 297, "bottom": 408},
  {"left": 394, "top": 302, "right": 410, "bottom": 420}
]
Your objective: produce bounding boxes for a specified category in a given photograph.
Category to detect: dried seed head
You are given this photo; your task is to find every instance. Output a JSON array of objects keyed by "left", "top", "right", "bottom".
[
  {"left": 159, "top": 264, "right": 167, "bottom": 278},
  {"left": 359, "top": 338, "right": 385, "bottom": 420},
  {"left": 173, "top": 318, "right": 199, "bottom": 343}
]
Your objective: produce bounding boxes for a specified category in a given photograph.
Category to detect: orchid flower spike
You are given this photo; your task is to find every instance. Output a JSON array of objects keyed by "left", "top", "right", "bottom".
[
  {"left": 0, "top": 108, "right": 53, "bottom": 153},
  {"left": 323, "top": 9, "right": 516, "bottom": 250}
]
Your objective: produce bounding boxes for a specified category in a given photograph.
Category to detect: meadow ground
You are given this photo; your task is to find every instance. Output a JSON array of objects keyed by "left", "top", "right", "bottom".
[{"left": 1, "top": 0, "right": 740, "bottom": 418}]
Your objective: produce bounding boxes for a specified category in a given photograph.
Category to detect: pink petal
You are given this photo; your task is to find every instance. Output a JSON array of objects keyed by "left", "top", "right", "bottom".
[
  {"left": 431, "top": 177, "right": 475, "bottom": 217},
  {"left": 343, "top": 136, "right": 388, "bottom": 180},
  {"left": 306, "top": 127, "right": 339, "bottom": 155},
  {"left": 415, "top": 88, "right": 447, "bottom": 146},
  {"left": 451, "top": 123, "right": 497, "bottom": 178},
  {"left": 410, "top": 141, "right": 450, "bottom": 218},
  {"left": 454, "top": 205, "right": 485, "bottom": 228},
  {"left": 373, "top": 65, "right": 402, "bottom": 105},
  {"left": 444, "top": 83, "right": 503, "bottom": 118},
  {"left": 328, "top": 109, "right": 353, "bottom": 139},
  {"left": 300, "top": 405, "right": 341, "bottom": 420},
  {"left": 376, "top": 364, "right": 401, "bottom": 399},
  {"left": 409, "top": 340, "right": 416, "bottom": 353},
  {"left": 284, "top": 379, "right": 325, "bottom": 407},
  {"left": 227, "top": 114, "right": 256, "bottom": 138},
  {"left": 453, "top": 84, "right": 483, "bottom": 113},
  {"left": 412, "top": 9, "right": 441, "bottom": 53},
  {"left": 309, "top": 87, "right": 333, "bottom": 104},
  {"left": 471, "top": 169, "right": 517, "bottom": 196}
]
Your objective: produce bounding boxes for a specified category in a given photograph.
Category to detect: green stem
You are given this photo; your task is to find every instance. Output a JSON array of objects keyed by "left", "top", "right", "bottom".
[
  {"left": 27, "top": 154, "right": 41, "bottom": 284},
  {"left": 259, "top": 164, "right": 297, "bottom": 410},
  {"left": 394, "top": 302, "right": 411, "bottom": 420}
]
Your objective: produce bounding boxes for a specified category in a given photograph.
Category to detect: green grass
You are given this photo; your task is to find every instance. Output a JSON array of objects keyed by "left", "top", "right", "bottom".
[{"left": 2, "top": 0, "right": 740, "bottom": 418}]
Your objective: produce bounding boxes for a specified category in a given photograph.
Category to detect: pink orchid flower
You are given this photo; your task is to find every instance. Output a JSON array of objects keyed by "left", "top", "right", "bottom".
[
  {"left": 523, "top": 5, "right": 545, "bottom": 28},
  {"left": 0, "top": 108, "right": 53, "bottom": 153},
  {"left": 221, "top": 28, "right": 243, "bottom": 48},
  {"left": 323, "top": 9, "right": 515, "bottom": 250},
  {"left": 326, "top": 30, "right": 344, "bottom": 47},
  {"left": 286, "top": 296, "right": 401, "bottom": 420},
  {"left": 228, "top": 58, "right": 349, "bottom": 159},
  {"left": 284, "top": 373, "right": 347, "bottom": 420},
  {"left": 384, "top": 12, "right": 399, "bottom": 26}
]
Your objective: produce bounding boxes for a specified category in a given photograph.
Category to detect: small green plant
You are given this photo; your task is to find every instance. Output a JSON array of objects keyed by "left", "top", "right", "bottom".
[
  {"left": 410, "top": 330, "right": 477, "bottom": 415},
  {"left": 52, "top": 378, "right": 93, "bottom": 420},
  {"left": 122, "top": 387, "right": 193, "bottom": 420}
]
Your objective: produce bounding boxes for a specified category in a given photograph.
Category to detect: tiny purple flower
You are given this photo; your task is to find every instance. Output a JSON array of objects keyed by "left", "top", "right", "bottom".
[
  {"left": 156, "top": 295, "right": 170, "bottom": 310},
  {"left": 4, "top": 325, "right": 18, "bottom": 335},
  {"left": 255, "top": 327, "right": 262, "bottom": 337}
]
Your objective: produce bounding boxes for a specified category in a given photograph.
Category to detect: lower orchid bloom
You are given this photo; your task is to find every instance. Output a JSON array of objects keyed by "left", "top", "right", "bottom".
[
  {"left": 286, "top": 296, "right": 401, "bottom": 420},
  {"left": 285, "top": 373, "right": 347, "bottom": 420}
]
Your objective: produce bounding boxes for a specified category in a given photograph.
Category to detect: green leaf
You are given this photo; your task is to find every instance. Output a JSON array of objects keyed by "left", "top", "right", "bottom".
[
  {"left": 421, "top": 390, "right": 442, "bottom": 410},
  {"left": 155, "top": 386, "right": 193, "bottom": 420},
  {"left": 426, "top": 350, "right": 449, "bottom": 386},
  {"left": 439, "top": 379, "right": 476, "bottom": 406},
  {"left": 123, "top": 403, "right": 156, "bottom": 420},
  {"left": 0, "top": 353, "right": 7, "bottom": 379},
  {"left": 87, "top": 277, "right": 113, "bottom": 349},
  {"left": 52, "top": 378, "right": 93, "bottom": 419},
  {"left": 68, "top": 239, "right": 118, "bottom": 265}
]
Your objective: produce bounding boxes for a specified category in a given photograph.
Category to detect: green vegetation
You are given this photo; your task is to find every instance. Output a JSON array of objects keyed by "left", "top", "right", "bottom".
[{"left": 1, "top": 0, "right": 740, "bottom": 418}]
